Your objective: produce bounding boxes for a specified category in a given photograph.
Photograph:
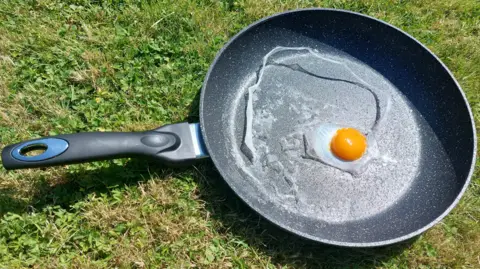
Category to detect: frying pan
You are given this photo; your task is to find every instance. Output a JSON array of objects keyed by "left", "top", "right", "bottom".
[{"left": 1, "top": 9, "right": 476, "bottom": 247}]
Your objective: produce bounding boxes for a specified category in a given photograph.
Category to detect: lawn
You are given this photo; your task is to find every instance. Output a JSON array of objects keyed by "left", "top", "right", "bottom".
[{"left": 0, "top": 0, "right": 479, "bottom": 268}]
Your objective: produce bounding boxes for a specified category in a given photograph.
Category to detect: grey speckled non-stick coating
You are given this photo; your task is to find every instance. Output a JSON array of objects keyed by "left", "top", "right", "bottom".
[{"left": 199, "top": 9, "right": 477, "bottom": 247}]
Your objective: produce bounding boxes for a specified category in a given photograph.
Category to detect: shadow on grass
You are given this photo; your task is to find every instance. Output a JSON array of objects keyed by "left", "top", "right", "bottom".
[
  {"left": 0, "top": 89, "right": 204, "bottom": 215},
  {"left": 0, "top": 90, "right": 412, "bottom": 267},
  {"left": 0, "top": 186, "right": 31, "bottom": 214},
  {"left": 194, "top": 162, "right": 416, "bottom": 268},
  {"left": 1, "top": 159, "right": 413, "bottom": 267},
  {"left": 0, "top": 161, "right": 152, "bottom": 215},
  {"left": 30, "top": 160, "right": 197, "bottom": 211}
]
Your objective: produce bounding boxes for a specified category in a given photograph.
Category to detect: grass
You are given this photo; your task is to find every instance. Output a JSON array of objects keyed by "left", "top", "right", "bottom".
[{"left": 0, "top": 0, "right": 478, "bottom": 268}]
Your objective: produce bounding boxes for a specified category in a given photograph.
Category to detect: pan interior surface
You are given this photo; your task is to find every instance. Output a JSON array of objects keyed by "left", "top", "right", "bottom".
[
  {"left": 233, "top": 46, "right": 454, "bottom": 224},
  {"left": 201, "top": 10, "right": 475, "bottom": 245}
]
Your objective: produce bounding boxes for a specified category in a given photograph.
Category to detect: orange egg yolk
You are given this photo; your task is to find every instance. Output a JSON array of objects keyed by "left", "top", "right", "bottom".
[{"left": 330, "top": 128, "right": 367, "bottom": 161}]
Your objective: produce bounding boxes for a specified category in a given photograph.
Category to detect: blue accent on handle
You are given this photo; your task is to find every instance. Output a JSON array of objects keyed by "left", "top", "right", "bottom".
[
  {"left": 189, "top": 123, "right": 208, "bottom": 158},
  {"left": 11, "top": 138, "right": 69, "bottom": 162},
  {"left": 195, "top": 124, "right": 208, "bottom": 158}
]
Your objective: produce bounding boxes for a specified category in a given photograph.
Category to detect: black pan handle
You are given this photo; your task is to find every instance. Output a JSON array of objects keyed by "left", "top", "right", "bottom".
[{"left": 1, "top": 122, "right": 207, "bottom": 170}]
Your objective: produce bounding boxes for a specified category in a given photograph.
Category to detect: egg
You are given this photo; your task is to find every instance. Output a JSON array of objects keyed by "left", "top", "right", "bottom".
[{"left": 304, "top": 123, "right": 379, "bottom": 175}]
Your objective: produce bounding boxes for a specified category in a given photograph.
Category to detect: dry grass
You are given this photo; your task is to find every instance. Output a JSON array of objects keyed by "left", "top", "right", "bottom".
[{"left": 80, "top": 178, "right": 266, "bottom": 268}]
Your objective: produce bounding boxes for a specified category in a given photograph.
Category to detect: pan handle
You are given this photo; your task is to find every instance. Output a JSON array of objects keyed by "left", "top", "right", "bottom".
[{"left": 1, "top": 122, "right": 207, "bottom": 170}]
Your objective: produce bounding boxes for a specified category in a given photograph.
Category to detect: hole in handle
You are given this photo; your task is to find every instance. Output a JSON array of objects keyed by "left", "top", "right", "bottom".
[
  {"left": 11, "top": 138, "right": 69, "bottom": 162},
  {"left": 20, "top": 144, "right": 48, "bottom": 157}
]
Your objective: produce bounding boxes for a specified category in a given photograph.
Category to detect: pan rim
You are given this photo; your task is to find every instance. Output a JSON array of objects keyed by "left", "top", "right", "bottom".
[{"left": 199, "top": 8, "right": 477, "bottom": 247}]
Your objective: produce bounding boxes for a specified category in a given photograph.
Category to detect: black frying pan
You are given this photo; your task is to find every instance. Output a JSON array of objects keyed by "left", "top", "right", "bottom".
[{"left": 1, "top": 9, "right": 476, "bottom": 247}]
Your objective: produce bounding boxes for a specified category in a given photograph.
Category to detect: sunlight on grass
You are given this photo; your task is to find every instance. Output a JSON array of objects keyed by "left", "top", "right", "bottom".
[{"left": 0, "top": 0, "right": 478, "bottom": 268}]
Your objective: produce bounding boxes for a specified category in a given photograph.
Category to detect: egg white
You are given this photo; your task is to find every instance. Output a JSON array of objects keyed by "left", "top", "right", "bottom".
[{"left": 304, "top": 123, "right": 379, "bottom": 175}]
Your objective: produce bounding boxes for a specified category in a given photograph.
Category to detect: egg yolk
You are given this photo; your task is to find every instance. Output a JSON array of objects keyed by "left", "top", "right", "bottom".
[{"left": 330, "top": 128, "right": 367, "bottom": 161}]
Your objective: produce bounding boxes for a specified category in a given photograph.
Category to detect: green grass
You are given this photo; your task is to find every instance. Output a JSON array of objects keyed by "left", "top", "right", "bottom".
[{"left": 0, "top": 0, "right": 479, "bottom": 268}]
